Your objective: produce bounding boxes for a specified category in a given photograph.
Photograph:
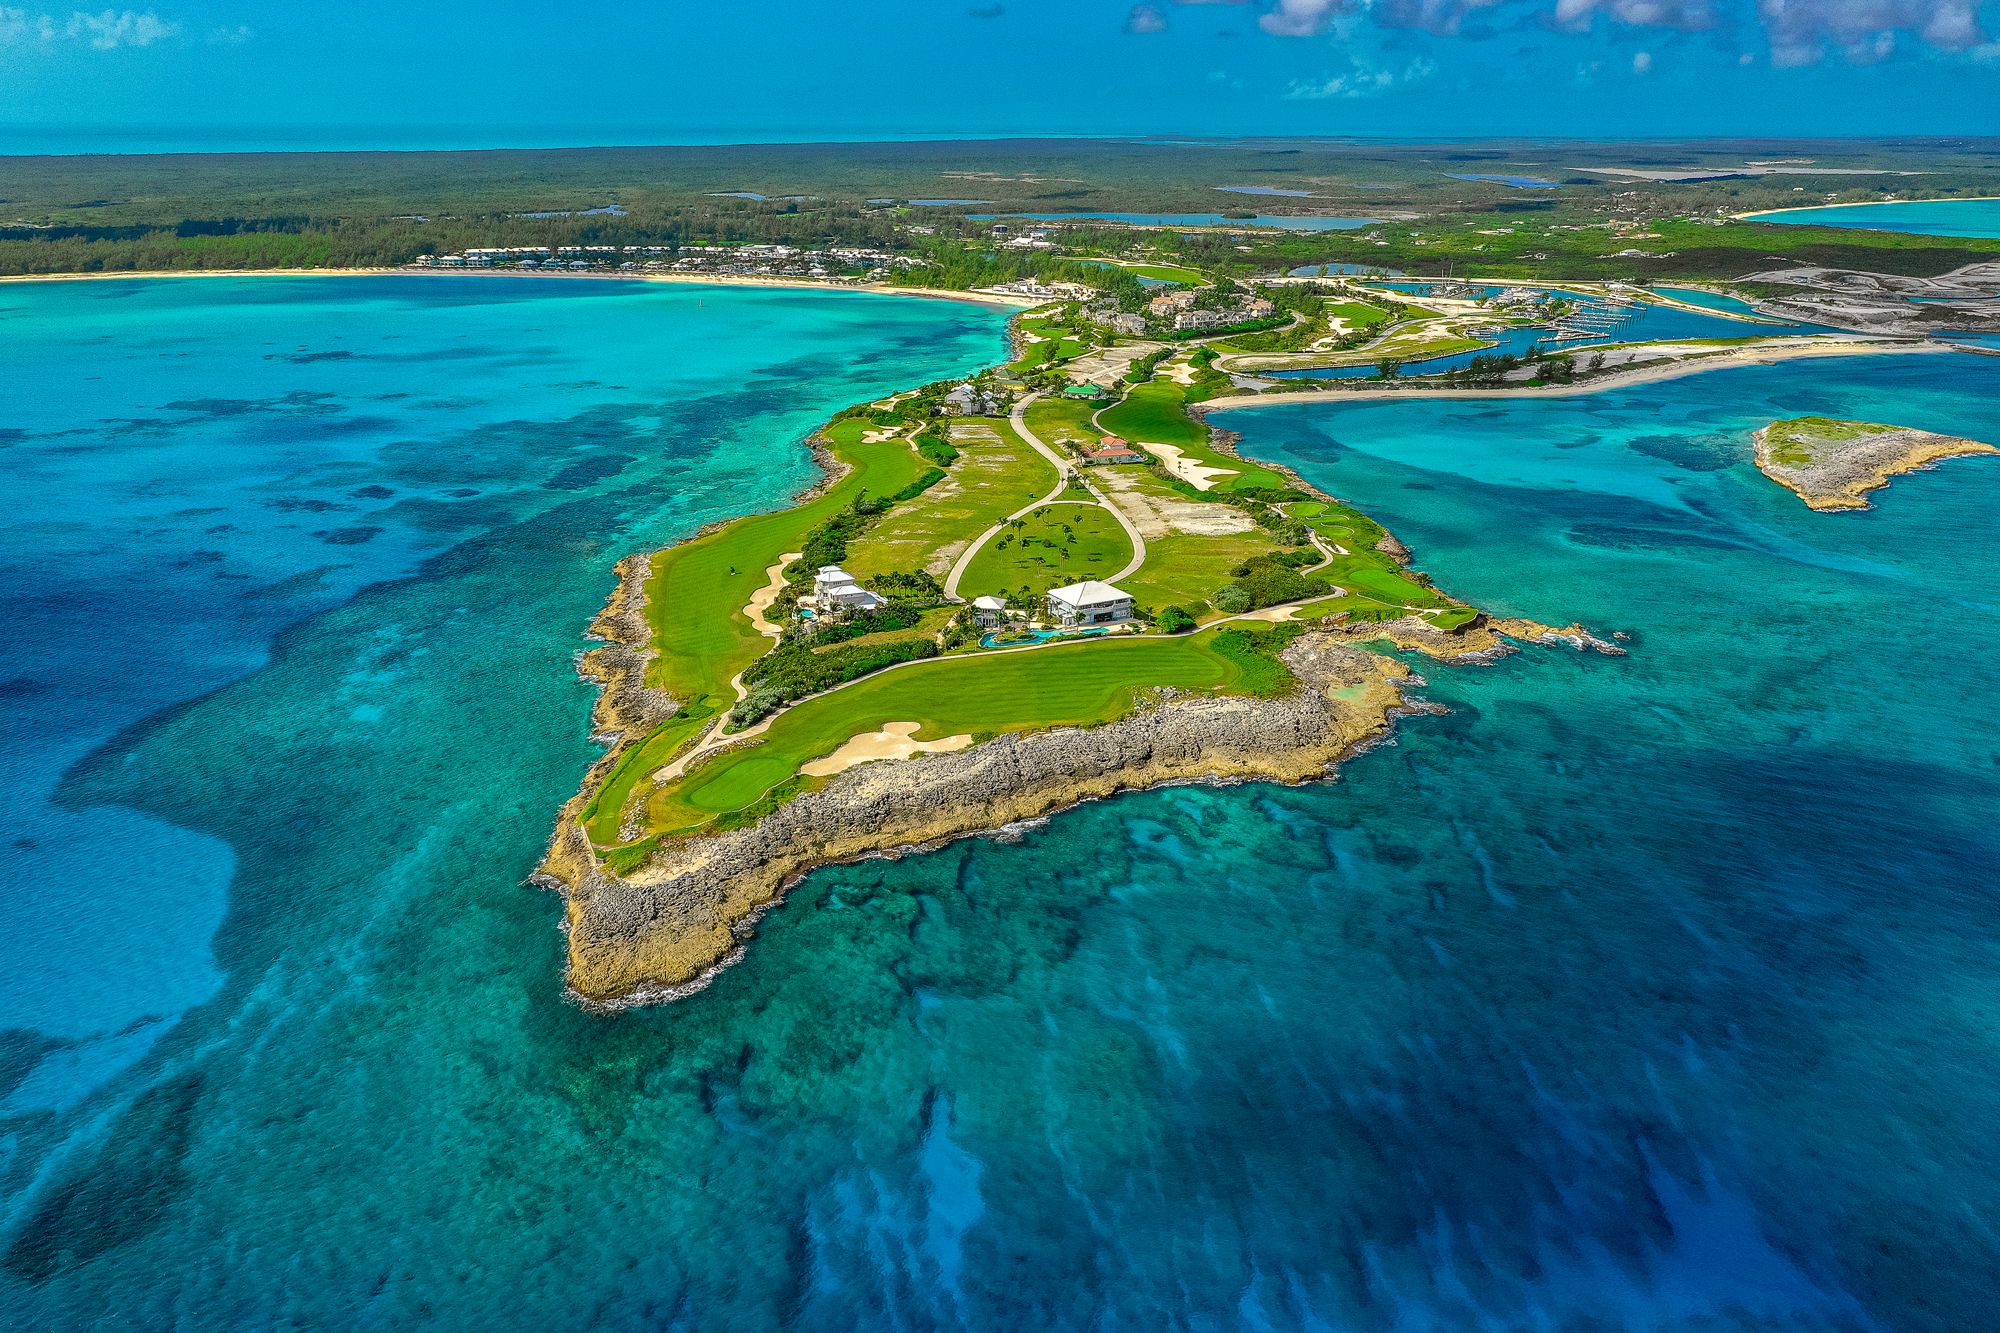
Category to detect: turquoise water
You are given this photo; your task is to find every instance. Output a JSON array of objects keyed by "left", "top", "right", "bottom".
[
  {"left": 0, "top": 274, "right": 1004, "bottom": 1114},
  {"left": 1274, "top": 287, "right": 1824, "bottom": 380},
  {"left": 1744, "top": 198, "right": 2000, "bottom": 239},
  {"left": 972, "top": 213, "right": 1380, "bottom": 231},
  {"left": 4, "top": 281, "right": 2000, "bottom": 1329},
  {"left": 977, "top": 627, "right": 1109, "bottom": 649}
]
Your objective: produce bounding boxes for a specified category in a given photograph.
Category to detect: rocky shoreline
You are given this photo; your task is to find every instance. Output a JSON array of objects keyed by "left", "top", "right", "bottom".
[
  {"left": 536, "top": 604, "right": 1612, "bottom": 1009},
  {"left": 535, "top": 346, "right": 1620, "bottom": 1011},
  {"left": 1752, "top": 416, "right": 1997, "bottom": 511}
]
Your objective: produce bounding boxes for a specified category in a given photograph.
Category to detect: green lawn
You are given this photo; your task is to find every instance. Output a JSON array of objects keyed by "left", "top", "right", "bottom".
[
  {"left": 1098, "top": 381, "right": 1207, "bottom": 449},
  {"left": 1119, "top": 529, "right": 1277, "bottom": 613},
  {"left": 583, "top": 415, "right": 930, "bottom": 844},
  {"left": 1325, "top": 299, "right": 1391, "bottom": 329},
  {"left": 1096, "top": 381, "right": 1289, "bottom": 491},
  {"left": 1023, "top": 395, "right": 1103, "bottom": 453},
  {"left": 641, "top": 629, "right": 1295, "bottom": 836},
  {"left": 843, "top": 417, "right": 1056, "bottom": 580},
  {"left": 958, "top": 501, "right": 1131, "bottom": 599}
]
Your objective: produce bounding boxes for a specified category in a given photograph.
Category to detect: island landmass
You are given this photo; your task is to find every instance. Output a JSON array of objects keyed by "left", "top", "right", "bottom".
[
  {"left": 1753, "top": 415, "right": 1998, "bottom": 510},
  {"left": 531, "top": 280, "right": 1628, "bottom": 1009},
  {"left": 12, "top": 138, "right": 1993, "bottom": 1007}
]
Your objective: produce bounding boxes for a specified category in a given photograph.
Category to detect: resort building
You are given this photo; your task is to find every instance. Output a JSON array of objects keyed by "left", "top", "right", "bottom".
[
  {"left": 1079, "top": 436, "right": 1142, "bottom": 466},
  {"left": 811, "top": 565, "right": 887, "bottom": 615},
  {"left": 971, "top": 595, "right": 1010, "bottom": 627},
  {"left": 1046, "top": 580, "right": 1133, "bottom": 627}
]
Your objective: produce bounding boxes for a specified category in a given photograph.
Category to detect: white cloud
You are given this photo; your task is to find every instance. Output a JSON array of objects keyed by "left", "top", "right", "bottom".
[
  {"left": 1632, "top": 47, "right": 1654, "bottom": 68},
  {"left": 0, "top": 7, "right": 179, "bottom": 48},
  {"left": 1758, "top": 0, "right": 1988, "bottom": 65},
  {"left": 66, "top": 9, "right": 176, "bottom": 48},
  {"left": 1261, "top": 0, "right": 1347, "bottom": 36},
  {"left": 1286, "top": 54, "right": 1437, "bottom": 95},
  {"left": 1126, "top": 2, "right": 1169, "bottom": 31},
  {"left": 1552, "top": 0, "right": 1716, "bottom": 32}
]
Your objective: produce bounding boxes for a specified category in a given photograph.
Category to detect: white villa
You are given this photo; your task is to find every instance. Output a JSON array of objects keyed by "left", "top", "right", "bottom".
[
  {"left": 811, "top": 565, "right": 887, "bottom": 615},
  {"left": 971, "top": 595, "right": 1009, "bottom": 627},
  {"left": 1046, "top": 580, "right": 1133, "bottom": 627}
]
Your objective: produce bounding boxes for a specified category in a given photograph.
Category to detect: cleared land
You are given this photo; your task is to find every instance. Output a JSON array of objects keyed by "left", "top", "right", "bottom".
[
  {"left": 580, "top": 415, "right": 930, "bottom": 842},
  {"left": 844, "top": 417, "right": 1055, "bottom": 578}
]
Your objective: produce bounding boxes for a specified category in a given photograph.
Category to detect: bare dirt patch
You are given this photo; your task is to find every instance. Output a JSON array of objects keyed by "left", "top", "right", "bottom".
[{"left": 1095, "top": 469, "right": 1256, "bottom": 538}]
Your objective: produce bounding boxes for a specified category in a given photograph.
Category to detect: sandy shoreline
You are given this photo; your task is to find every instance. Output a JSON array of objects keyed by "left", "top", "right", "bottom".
[
  {"left": 1736, "top": 195, "right": 2000, "bottom": 223},
  {"left": 1202, "top": 338, "right": 1953, "bottom": 412},
  {"left": 0, "top": 265, "right": 1048, "bottom": 309}
]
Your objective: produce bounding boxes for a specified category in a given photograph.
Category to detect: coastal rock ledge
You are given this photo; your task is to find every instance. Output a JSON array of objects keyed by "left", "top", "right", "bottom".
[
  {"left": 538, "top": 631, "right": 1435, "bottom": 1010},
  {"left": 1753, "top": 415, "right": 1996, "bottom": 511}
]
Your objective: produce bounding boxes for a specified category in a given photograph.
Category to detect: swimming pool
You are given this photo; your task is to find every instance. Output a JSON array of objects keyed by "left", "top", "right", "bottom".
[{"left": 979, "top": 626, "right": 1111, "bottom": 649}]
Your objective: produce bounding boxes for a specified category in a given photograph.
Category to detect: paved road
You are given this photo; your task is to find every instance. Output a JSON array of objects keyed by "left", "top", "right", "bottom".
[
  {"left": 1004, "top": 393, "right": 1150, "bottom": 585},
  {"left": 943, "top": 392, "right": 1151, "bottom": 599}
]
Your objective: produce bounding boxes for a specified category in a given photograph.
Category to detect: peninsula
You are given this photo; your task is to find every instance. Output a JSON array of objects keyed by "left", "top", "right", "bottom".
[
  {"left": 1753, "top": 415, "right": 1998, "bottom": 510},
  {"left": 534, "top": 273, "right": 1636, "bottom": 1009}
]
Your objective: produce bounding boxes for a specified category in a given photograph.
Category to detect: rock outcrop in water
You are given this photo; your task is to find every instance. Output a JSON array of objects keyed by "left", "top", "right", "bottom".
[{"left": 1754, "top": 416, "right": 1996, "bottom": 511}]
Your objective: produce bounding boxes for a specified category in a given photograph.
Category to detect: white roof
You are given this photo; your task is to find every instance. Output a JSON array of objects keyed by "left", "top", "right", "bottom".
[
  {"left": 973, "top": 596, "right": 1007, "bottom": 610},
  {"left": 815, "top": 565, "right": 856, "bottom": 583},
  {"left": 1046, "top": 580, "right": 1130, "bottom": 608}
]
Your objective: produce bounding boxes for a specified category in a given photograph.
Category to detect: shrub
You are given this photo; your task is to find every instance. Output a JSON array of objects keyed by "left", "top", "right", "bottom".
[
  {"left": 1213, "top": 586, "right": 1252, "bottom": 614},
  {"left": 1155, "top": 606, "right": 1197, "bottom": 634}
]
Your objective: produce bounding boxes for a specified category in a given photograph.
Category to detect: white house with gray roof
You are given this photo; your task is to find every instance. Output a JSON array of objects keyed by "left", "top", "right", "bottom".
[{"left": 1045, "top": 580, "right": 1132, "bottom": 627}]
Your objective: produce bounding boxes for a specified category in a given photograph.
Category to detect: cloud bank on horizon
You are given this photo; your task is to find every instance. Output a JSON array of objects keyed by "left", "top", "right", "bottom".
[{"left": 1126, "top": 0, "right": 1993, "bottom": 65}]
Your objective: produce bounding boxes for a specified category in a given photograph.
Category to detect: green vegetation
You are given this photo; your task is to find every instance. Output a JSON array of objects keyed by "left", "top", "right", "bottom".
[
  {"left": 1119, "top": 529, "right": 1277, "bottom": 614},
  {"left": 641, "top": 628, "right": 1298, "bottom": 836},
  {"left": 6, "top": 138, "right": 2000, "bottom": 283},
  {"left": 1097, "top": 381, "right": 1290, "bottom": 492},
  {"left": 959, "top": 502, "right": 1131, "bottom": 598},
  {"left": 581, "top": 411, "right": 928, "bottom": 843},
  {"left": 1759, "top": 415, "right": 1886, "bottom": 467},
  {"left": 843, "top": 418, "right": 1056, "bottom": 580},
  {"left": 1022, "top": 394, "right": 1103, "bottom": 452}
]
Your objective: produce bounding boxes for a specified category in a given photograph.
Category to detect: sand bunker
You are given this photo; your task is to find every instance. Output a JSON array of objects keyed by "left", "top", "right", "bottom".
[
  {"left": 800, "top": 722, "right": 975, "bottom": 778},
  {"left": 1159, "top": 359, "right": 1197, "bottom": 385},
  {"left": 1137, "top": 440, "right": 1237, "bottom": 492},
  {"left": 746, "top": 553, "right": 803, "bottom": 638}
]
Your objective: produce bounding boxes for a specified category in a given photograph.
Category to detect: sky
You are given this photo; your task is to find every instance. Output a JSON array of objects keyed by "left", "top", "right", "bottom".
[{"left": 0, "top": 0, "right": 1995, "bottom": 151}]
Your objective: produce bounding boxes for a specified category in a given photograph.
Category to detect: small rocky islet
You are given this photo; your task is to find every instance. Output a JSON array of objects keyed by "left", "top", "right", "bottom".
[{"left": 1753, "top": 415, "right": 1997, "bottom": 511}]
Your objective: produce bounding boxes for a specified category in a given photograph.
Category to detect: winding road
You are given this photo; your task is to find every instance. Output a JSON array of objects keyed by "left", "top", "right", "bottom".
[{"left": 942, "top": 392, "right": 1150, "bottom": 599}]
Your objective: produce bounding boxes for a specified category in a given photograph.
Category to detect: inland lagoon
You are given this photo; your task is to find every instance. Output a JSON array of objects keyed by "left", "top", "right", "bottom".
[{"left": 2, "top": 280, "right": 1998, "bottom": 1330}]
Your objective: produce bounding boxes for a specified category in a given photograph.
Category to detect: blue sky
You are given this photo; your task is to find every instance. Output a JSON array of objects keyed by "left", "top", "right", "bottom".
[{"left": 1, "top": 0, "right": 1995, "bottom": 150}]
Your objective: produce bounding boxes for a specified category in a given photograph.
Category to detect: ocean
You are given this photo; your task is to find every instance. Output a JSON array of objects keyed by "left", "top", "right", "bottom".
[{"left": 2, "top": 280, "right": 1998, "bottom": 1330}]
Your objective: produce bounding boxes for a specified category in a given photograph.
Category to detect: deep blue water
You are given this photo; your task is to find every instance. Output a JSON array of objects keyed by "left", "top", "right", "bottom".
[
  {"left": 1744, "top": 198, "right": 2000, "bottom": 239},
  {"left": 3, "top": 282, "right": 1999, "bottom": 1331},
  {"left": 972, "top": 212, "right": 1381, "bottom": 231}
]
